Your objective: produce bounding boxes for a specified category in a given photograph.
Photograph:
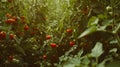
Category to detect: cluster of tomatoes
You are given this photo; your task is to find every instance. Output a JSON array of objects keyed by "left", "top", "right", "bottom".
[
  {"left": 0, "top": 13, "right": 29, "bottom": 40},
  {"left": 1, "top": 12, "right": 75, "bottom": 62},
  {"left": 5, "top": 13, "right": 28, "bottom": 29},
  {"left": 46, "top": 28, "right": 75, "bottom": 48},
  {"left": 42, "top": 29, "right": 75, "bottom": 59},
  {"left": 0, "top": 13, "right": 76, "bottom": 62},
  {"left": 0, "top": 31, "right": 16, "bottom": 40}
]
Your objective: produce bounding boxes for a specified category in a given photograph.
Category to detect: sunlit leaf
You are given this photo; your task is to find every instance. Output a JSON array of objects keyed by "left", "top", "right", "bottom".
[
  {"left": 82, "top": 57, "right": 90, "bottom": 65},
  {"left": 109, "top": 48, "right": 117, "bottom": 53},
  {"left": 91, "top": 42, "right": 104, "bottom": 58},
  {"left": 78, "top": 26, "right": 97, "bottom": 39},
  {"left": 97, "top": 19, "right": 113, "bottom": 31},
  {"left": 87, "top": 16, "right": 99, "bottom": 27}
]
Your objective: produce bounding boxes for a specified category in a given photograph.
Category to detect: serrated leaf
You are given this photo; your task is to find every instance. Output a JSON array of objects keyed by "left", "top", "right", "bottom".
[
  {"left": 78, "top": 26, "right": 97, "bottom": 39},
  {"left": 87, "top": 16, "right": 99, "bottom": 27},
  {"left": 91, "top": 42, "right": 104, "bottom": 58}
]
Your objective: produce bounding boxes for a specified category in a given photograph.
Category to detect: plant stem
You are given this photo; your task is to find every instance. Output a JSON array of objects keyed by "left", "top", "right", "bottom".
[{"left": 96, "top": 57, "right": 98, "bottom": 66}]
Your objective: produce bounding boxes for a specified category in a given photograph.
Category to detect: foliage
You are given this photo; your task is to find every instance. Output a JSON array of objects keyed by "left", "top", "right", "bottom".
[{"left": 0, "top": 0, "right": 120, "bottom": 67}]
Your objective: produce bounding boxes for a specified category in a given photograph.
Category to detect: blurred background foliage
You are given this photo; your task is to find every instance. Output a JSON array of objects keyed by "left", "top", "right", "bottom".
[{"left": 0, "top": 0, "right": 120, "bottom": 67}]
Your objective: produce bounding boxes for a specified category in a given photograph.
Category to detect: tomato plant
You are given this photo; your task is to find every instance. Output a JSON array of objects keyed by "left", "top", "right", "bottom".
[{"left": 0, "top": 0, "right": 120, "bottom": 67}]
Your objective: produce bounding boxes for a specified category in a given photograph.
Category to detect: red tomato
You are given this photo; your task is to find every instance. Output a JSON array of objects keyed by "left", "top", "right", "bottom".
[
  {"left": 46, "top": 35, "right": 51, "bottom": 40},
  {"left": 24, "top": 25, "right": 29, "bottom": 31},
  {"left": 5, "top": 18, "right": 16, "bottom": 24},
  {"left": 69, "top": 41, "right": 75, "bottom": 46},
  {"left": 66, "top": 29, "right": 72, "bottom": 33},
  {"left": 10, "top": 34, "right": 16, "bottom": 40},
  {"left": 50, "top": 43, "right": 57, "bottom": 48},
  {"left": 0, "top": 31, "right": 6, "bottom": 39},
  {"left": 43, "top": 55, "right": 47, "bottom": 59}
]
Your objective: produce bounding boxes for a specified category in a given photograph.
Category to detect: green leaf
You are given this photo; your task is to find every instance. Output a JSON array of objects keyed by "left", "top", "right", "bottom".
[
  {"left": 97, "top": 61, "right": 105, "bottom": 67},
  {"left": 102, "top": 19, "right": 113, "bottom": 26},
  {"left": 60, "top": 49, "right": 83, "bottom": 67},
  {"left": 78, "top": 26, "right": 97, "bottom": 39},
  {"left": 97, "top": 14, "right": 107, "bottom": 19},
  {"left": 109, "top": 48, "right": 117, "bottom": 53},
  {"left": 87, "top": 16, "right": 99, "bottom": 27},
  {"left": 82, "top": 57, "right": 90, "bottom": 65},
  {"left": 98, "top": 19, "right": 113, "bottom": 31},
  {"left": 77, "top": 49, "right": 83, "bottom": 57},
  {"left": 63, "top": 64, "right": 75, "bottom": 67},
  {"left": 91, "top": 42, "right": 104, "bottom": 58}
]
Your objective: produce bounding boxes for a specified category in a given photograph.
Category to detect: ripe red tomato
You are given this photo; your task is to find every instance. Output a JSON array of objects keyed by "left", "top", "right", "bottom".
[
  {"left": 0, "top": 31, "right": 6, "bottom": 39},
  {"left": 50, "top": 43, "right": 57, "bottom": 48},
  {"left": 24, "top": 25, "right": 29, "bottom": 30},
  {"left": 5, "top": 18, "right": 16, "bottom": 24},
  {"left": 10, "top": 34, "right": 16, "bottom": 40},
  {"left": 66, "top": 29, "right": 72, "bottom": 33},
  {"left": 69, "top": 41, "right": 75, "bottom": 46},
  {"left": 46, "top": 35, "right": 51, "bottom": 40},
  {"left": 42, "top": 55, "right": 47, "bottom": 59}
]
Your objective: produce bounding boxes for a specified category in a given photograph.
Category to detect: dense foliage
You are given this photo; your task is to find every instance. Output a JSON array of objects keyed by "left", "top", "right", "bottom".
[{"left": 0, "top": 0, "right": 120, "bottom": 67}]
